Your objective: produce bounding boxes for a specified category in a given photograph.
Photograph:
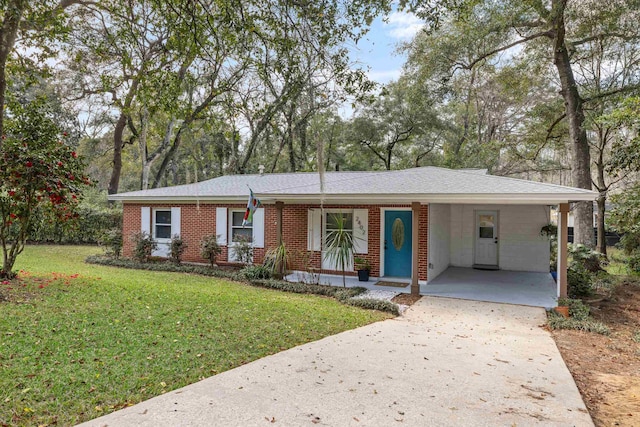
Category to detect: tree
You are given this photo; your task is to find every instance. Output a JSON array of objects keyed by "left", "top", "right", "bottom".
[
  {"left": 0, "top": 0, "right": 83, "bottom": 142},
  {"left": 401, "top": 0, "right": 640, "bottom": 246},
  {"left": 0, "top": 98, "right": 89, "bottom": 277}
]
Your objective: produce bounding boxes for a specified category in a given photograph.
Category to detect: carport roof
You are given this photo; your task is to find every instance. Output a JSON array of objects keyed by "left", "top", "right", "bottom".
[{"left": 108, "top": 166, "right": 598, "bottom": 204}]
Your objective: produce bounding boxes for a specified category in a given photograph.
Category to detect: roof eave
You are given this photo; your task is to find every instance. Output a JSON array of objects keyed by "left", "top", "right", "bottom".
[
  {"left": 110, "top": 191, "right": 598, "bottom": 205},
  {"left": 266, "top": 192, "right": 598, "bottom": 204},
  {"left": 107, "top": 195, "right": 247, "bottom": 203}
]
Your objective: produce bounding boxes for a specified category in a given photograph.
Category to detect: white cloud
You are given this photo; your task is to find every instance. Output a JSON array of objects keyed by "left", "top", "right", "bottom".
[
  {"left": 367, "top": 69, "right": 402, "bottom": 84},
  {"left": 384, "top": 11, "right": 424, "bottom": 40}
]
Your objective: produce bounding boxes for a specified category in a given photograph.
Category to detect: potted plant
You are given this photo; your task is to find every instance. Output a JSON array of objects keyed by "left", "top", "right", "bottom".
[
  {"left": 540, "top": 223, "right": 558, "bottom": 238},
  {"left": 354, "top": 257, "right": 371, "bottom": 282},
  {"left": 555, "top": 297, "right": 570, "bottom": 318}
]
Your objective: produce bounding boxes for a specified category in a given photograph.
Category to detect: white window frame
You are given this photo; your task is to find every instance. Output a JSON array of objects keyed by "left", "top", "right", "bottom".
[
  {"left": 153, "top": 208, "right": 172, "bottom": 241},
  {"left": 322, "top": 209, "right": 354, "bottom": 271},
  {"left": 323, "top": 209, "right": 354, "bottom": 246},
  {"left": 229, "top": 209, "right": 253, "bottom": 245}
]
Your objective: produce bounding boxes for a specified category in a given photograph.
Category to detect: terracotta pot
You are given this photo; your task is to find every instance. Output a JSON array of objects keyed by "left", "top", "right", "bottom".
[{"left": 554, "top": 306, "right": 570, "bottom": 318}]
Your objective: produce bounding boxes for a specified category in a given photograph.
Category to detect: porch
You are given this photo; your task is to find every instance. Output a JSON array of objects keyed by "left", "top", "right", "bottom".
[{"left": 285, "top": 267, "right": 557, "bottom": 309}]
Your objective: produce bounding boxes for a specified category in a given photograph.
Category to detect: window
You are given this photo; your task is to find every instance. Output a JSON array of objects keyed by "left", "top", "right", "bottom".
[
  {"left": 154, "top": 210, "right": 171, "bottom": 239},
  {"left": 478, "top": 214, "right": 495, "bottom": 238},
  {"left": 230, "top": 210, "right": 252, "bottom": 243},
  {"left": 325, "top": 211, "right": 353, "bottom": 246}
]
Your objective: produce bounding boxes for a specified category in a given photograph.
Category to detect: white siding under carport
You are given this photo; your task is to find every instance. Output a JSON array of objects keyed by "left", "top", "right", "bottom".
[
  {"left": 428, "top": 204, "right": 451, "bottom": 280},
  {"left": 447, "top": 204, "right": 550, "bottom": 273}
]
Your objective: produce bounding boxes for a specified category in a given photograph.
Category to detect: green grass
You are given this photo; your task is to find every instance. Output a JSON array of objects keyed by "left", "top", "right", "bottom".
[
  {"left": 606, "top": 247, "right": 635, "bottom": 276},
  {"left": 1, "top": 246, "right": 391, "bottom": 426}
]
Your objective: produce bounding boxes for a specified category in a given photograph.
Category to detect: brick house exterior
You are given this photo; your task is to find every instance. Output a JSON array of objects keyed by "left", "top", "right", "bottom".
[
  {"left": 112, "top": 167, "right": 598, "bottom": 297},
  {"left": 123, "top": 202, "right": 430, "bottom": 281}
]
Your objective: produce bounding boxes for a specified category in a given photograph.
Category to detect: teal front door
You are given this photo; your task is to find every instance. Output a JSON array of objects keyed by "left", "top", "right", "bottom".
[{"left": 384, "top": 210, "right": 412, "bottom": 277}]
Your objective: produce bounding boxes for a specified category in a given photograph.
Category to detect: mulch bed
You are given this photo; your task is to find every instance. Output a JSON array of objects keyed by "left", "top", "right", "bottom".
[{"left": 551, "top": 281, "right": 640, "bottom": 426}]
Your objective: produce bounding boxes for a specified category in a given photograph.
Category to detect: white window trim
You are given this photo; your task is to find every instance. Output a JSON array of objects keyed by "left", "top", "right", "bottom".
[
  {"left": 153, "top": 208, "right": 172, "bottom": 242},
  {"left": 228, "top": 209, "right": 253, "bottom": 245},
  {"left": 322, "top": 209, "right": 355, "bottom": 271}
]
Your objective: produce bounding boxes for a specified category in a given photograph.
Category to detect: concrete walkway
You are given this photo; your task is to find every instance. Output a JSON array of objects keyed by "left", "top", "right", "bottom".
[{"left": 79, "top": 298, "right": 592, "bottom": 427}]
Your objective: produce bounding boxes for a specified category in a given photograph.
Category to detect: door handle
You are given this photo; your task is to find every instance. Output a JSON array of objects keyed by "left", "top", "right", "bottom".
[
  {"left": 494, "top": 238, "right": 498, "bottom": 243},
  {"left": 384, "top": 239, "right": 387, "bottom": 250}
]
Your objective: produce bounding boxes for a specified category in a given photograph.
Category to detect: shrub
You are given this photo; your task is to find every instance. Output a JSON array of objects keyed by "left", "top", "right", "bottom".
[
  {"left": 169, "top": 235, "right": 187, "bottom": 265},
  {"left": 557, "top": 297, "right": 590, "bottom": 321},
  {"left": 569, "top": 243, "right": 604, "bottom": 273},
  {"left": 85, "top": 255, "right": 242, "bottom": 280},
  {"left": 628, "top": 250, "right": 640, "bottom": 273},
  {"left": 30, "top": 204, "right": 122, "bottom": 244},
  {"left": 345, "top": 298, "right": 399, "bottom": 315},
  {"left": 99, "top": 228, "right": 123, "bottom": 258},
  {"left": 547, "top": 311, "right": 610, "bottom": 335},
  {"left": 232, "top": 236, "right": 253, "bottom": 265},
  {"left": 131, "top": 231, "right": 157, "bottom": 263},
  {"left": 264, "top": 242, "right": 290, "bottom": 278},
  {"left": 200, "top": 234, "right": 222, "bottom": 267},
  {"left": 567, "top": 266, "right": 593, "bottom": 298},
  {"left": 242, "top": 265, "right": 272, "bottom": 280}
]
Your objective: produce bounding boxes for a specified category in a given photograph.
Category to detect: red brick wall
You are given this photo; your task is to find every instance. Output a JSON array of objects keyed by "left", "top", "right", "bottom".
[{"left": 121, "top": 202, "right": 429, "bottom": 280}]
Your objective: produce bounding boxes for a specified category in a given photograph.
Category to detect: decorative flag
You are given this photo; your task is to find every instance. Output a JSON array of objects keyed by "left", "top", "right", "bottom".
[{"left": 243, "top": 188, "right": 261, "bottom": 227}]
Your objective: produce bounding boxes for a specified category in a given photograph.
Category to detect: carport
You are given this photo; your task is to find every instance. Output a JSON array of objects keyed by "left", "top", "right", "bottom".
[{"left": 421, "top": 267, "right": 557, "bottom": 308}]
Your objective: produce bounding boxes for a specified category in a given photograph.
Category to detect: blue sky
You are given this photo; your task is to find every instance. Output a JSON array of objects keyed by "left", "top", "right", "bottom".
[{"left": 349, "top": 10, "right": 424, "bottom": 85}]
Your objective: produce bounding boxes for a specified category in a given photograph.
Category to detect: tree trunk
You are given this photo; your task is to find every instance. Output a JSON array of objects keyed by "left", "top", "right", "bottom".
[
  {"left": 0, "top": 0, "right": 27, "bottom": 143},
  {"left": 107, "top": 112, "right": 128, "bottom": 195},
  {"left": 139, "top": 108, "right": 151, "bottom": 190},
  {"left": 551, "top": 0, "right": 594, "bottom": 247}
]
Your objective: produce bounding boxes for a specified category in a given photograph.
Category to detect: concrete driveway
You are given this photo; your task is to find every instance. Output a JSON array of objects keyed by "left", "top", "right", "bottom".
[{"left": 79, "top": 297, "right": 592, "bottom": 426}]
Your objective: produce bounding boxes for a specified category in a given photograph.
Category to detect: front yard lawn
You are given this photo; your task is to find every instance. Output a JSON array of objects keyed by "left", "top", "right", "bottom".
[{"left": 0, "top": 245, "right": 391, "bottom": 426}]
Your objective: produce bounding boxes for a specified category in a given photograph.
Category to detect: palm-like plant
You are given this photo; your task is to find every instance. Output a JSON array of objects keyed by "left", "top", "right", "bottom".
[{"left": 323, "top": 213, "right": 355, "bottom": 287}]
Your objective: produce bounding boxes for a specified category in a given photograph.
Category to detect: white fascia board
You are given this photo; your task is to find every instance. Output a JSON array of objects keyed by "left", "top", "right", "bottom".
[
  {"left": 110, "top": 191, "right": 598, "bottom": 205},
  {"left": 262, "top": 192, "right": 598, "bottom": 205},
  {"left": 108, "top": 195, "right": 249, "bottom": 203}
]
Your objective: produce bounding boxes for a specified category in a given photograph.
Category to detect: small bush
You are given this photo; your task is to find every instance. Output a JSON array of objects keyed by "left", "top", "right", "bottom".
[
  {"left": 569, "top": 243, "right": 604, "bottom": 273},
  {"left": 242, "top": 265, "right": 272, "bottom": 280},
  {"left": 557, "top": 297, "right": 590, "bottom": 321},
  {"left": 169, "top": 235, "right": 187, "bottom": 265},
  {"left": 547, "top": 311, "right": 610, "bottom": 335},
  {"left": 99, "top": 228, "right": 123, "bottom": 258},
  {"left": 628, "top": 250, "right": 640, "bottom": 273},
  {"left": 264, "top": 242, "right": 290, "bottom": 278},
  {"left": 232, "top": 237, "right": 253, "bottom": 265},
  {"left": 130, "top": 232, "right": 157, "bottom": 263},
  {"left": 200, "top": 234, "right": 222, "bottom": 267},
  {"left": 345, "top": 298, "right": 399, "bottom": 315},
  {"left": 567, "top": 266, "right": 593, "bottom": 298}
]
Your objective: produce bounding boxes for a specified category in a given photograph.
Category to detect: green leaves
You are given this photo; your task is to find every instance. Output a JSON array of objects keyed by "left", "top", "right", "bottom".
[{"left": 0, "top": 97, "right": 90, "bottom": 276}]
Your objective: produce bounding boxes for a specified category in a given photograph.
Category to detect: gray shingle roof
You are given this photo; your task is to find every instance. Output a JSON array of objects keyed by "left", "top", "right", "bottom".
[{"left": 109, "top": 166, "right": 597, "bottom": 204}]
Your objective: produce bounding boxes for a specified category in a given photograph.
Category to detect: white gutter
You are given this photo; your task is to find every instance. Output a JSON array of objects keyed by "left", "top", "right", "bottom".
[{"left": 108, "top": 191, "right": 598, "bottom": 205}]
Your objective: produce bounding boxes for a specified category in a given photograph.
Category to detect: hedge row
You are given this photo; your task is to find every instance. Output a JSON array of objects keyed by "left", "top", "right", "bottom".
[
  {"left": 31, "top": 205, "right": 122, "bottom": 244},
  {"left": 85, "top": 255, "right": 241, "bottom": 280},
  {"left": 85, "top": 256, "right": 401, "bottom": 315}
]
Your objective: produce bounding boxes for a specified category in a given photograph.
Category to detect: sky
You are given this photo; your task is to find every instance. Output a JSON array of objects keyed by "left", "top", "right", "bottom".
[{"left": 349, "top": 11, "right": 425, "bottom": 85}]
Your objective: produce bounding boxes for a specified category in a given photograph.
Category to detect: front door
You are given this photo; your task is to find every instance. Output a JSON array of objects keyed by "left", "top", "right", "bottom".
[
  {"left": 475, "top": 210, "right": 498, "bottom": 266},
  {"left": 384, "top": 210, "right": 412, "bottom": 277}
]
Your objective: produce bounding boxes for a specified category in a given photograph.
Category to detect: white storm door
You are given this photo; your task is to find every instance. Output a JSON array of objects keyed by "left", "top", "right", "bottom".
[{"left": 475, "top": 211, "right": 498, "bottom": 266}]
